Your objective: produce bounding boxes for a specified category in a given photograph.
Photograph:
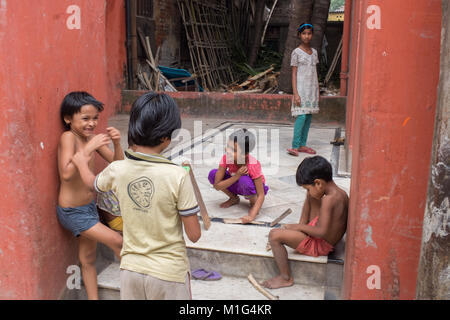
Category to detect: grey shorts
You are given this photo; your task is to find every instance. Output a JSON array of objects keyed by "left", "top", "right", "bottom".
[
  {"left": 120, "top": 269, "right": 191, "bottom": 300},
  {"left": 56, "top": 201, "right": 100, "bottom": 237}
]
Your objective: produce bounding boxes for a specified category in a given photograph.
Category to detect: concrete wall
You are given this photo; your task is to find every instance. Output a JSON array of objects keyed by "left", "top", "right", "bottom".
[
  {"left": 0, "top": 0, "right": 126, "bottom": 299},
  {"left": 342, "top": 0, "right": 442, "bottom": 299},
  {"left": 122, "top": 90, "right": 347, "bottom": 125}
]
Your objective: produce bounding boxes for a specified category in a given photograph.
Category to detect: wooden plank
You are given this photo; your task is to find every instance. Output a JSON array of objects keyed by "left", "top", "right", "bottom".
[
  {"left": 145, "top": 36, "right": 156, "bottom": 67},
  {"left": 270, "top": 208, "right": 292, "bottom": 227},
  {"left": 137, "top": 28, "right": 151, "bottom": 61},
  {"left": 209, "top": 217, "right": 285, "bottom": 228},
  {"left": 232, "top": 88, "right": 263, "bottom": 94},
  {"left": 182, "top": 162, "right": 211, "bottom": 230},
  {"left": 266, "top": 208, "right": 293, "bottom": 251},
  {"left": 238, "top": 66, "right": 274, "bottom": 88},
  {"left": 222, "top": 218, "right": 266, "bottom": 225}
]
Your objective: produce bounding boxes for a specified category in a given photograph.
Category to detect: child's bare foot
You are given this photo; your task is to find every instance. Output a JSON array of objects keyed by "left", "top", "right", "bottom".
[
  {"left": 262, "top": 275, "right": 294, "bottom": 289},
  {"left": 220, "top": 196, "right": 240, "bottom": 208}
]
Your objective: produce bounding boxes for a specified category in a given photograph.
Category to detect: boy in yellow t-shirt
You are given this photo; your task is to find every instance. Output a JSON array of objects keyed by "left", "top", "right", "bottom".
[{"left": 72, "top": 92, "right": 201, "bottom": 300}]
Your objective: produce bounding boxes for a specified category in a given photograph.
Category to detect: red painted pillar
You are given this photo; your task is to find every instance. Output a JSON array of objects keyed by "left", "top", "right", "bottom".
[
  {"left": 0, "top": 0, "right": 125, "bottom": 299},
  {"left": 343, "top": 0, "right": 442, "bottom": 299}
]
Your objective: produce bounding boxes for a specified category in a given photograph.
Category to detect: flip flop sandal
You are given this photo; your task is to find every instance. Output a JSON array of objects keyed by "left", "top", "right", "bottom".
[
  {"left": 192, "top": 269, "right": 222, "bottom": 281},
  {"left": 287, "top": 148, "right": 299, "bottom": 156},
  {"left": 192, "top": 268, "right": 210, "bottom": 280},
  {"left": 298, "top": 147, "right": 316, "bottom": 155},
  {"left": 204, "top": 271, "right": 222, "bottom": 281}
]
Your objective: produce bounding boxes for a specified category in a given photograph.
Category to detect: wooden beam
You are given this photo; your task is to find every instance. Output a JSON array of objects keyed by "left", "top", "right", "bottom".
[{"left": 182, "top": 162, "right": 211, "bottom": 230}]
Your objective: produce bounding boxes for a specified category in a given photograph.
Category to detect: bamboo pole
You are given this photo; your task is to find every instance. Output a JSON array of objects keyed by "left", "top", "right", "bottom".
[{"left": 261, "top": 0, "right": 279, "bottom": 46}]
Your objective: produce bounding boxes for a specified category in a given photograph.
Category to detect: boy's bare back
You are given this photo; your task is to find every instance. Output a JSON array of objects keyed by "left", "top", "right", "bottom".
[{"left": 315, "top": 183, "right": 348, "bottom": 245}]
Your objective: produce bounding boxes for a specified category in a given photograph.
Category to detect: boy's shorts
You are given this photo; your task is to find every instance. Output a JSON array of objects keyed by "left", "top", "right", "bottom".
[
  {"left": 120, "top": 269, "right": 191, "bottom": 300},
  {"left": 296, "top": 216, "right": 334, "bottom": 257},
  {"left": 97, "top": 190, "right": 123, "bottom": 232},
  {"left": 56, "top": 201, "right": 100, "bottom": 237}
]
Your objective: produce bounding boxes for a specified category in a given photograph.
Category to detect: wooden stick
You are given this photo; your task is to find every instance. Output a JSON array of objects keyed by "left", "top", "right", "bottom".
[
  {"left": 155, "top": 46, "right": 161, "bottom": 66},
  {"left": 266, "top": 209, "right": 293, "bottom": 251},
  {"left": 238, "top": 66, "right": 274, "bottom": 88},
  {"left": 137, "top": 72, "right": 148, "bottom": 89},
  {"left": 143, "top": 72, "right": 152, "bottom": 90},
  {"left": 260, "top": 0, "right": 278, "bottom": 46},
  {"left": 146, "top": 59, "right": 178, "bottom": 92},
  {"left": 232, "top": 89, "right": 263, "bottom": 94},
  {"left": 145, "top": 36, "right": 156, "bottom": 67},
  {"left": 222, "top": 218, "right": 265, "bottom": 225},
  {"left": 247, "top": 274, "right": 279, "bottom": 300},
  {"left": 270, "top": 209, "right": 292, "bottom": 227},
  {"left": 325, "top": 36, "right": 343, "bottom": 85},
  {"left": 137, "top": 28, "right": 151, "bottom": 61},
  {"left": 182, "top": 162, "right": 211, "bottom": 230},
  {"left": 156, "top": 71, "right": 161, "bottom": 91}
]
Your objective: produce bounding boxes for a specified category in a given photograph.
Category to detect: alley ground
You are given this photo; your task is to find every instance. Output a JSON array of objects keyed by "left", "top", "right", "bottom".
[{"left": 97, "top": 113, "right": 350, "bottom": 300}]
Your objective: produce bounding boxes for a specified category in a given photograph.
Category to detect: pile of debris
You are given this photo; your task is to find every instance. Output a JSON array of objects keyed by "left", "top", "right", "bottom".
[
  {"left": 224, "top": 66, "right": 280, "bottom": 94},
  {"left": 136, "top": 29, "right": 177, "bottom": 92},
  {"left": 320, "top": 84, "right": 340, "bottom": 96}
]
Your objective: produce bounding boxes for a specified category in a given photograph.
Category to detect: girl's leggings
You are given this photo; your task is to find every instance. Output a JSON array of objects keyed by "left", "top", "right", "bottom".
[
  {"left": 208, "top": 169, "right": 269, "bottom": 197},
  {"left": 292, "top": 114, "right": 312, "bottom": 149}
]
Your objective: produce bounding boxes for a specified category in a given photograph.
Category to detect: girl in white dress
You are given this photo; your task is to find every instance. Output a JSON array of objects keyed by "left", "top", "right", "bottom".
[{"left": 287, "top": 23, "right": 320, "bottom": 156}]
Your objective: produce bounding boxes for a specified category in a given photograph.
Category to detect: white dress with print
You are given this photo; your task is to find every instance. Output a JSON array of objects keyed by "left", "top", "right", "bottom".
[{"left": 290, "top": 47, "right": 320, "bottom": 116}]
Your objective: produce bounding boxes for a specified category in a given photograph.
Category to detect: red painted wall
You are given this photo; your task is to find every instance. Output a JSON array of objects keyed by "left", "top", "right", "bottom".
[
  {"left": 0, "top": 0, "right": 126, "bottom": 299},
  {"left": 343, "top": 0, "right": 442, "bottom": 299},
  {"left": 122, "top": 90, "right": 347, "bottom": 124}
]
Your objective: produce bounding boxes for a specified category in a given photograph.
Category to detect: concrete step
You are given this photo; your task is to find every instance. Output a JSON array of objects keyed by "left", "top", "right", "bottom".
[
  {"left": 185, "top": 220, "right": 344, "bottom": 296},
  {"left": 96, "top": 262, "right": 325, "bottom": 300},
  {"left": 91, "top": 218, "right": 344, "bottom": 300}
]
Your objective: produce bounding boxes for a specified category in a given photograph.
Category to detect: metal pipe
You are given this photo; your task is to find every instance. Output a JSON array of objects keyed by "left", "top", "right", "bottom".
[
  {"left": 126, "top": 0, "right": 133, "bottom": 89},
  {"left": 126, "top": 0, "right": 138, "bottom": 89},
  {"left": 340, "top": 0, "right": 352, "bottom": 96}
]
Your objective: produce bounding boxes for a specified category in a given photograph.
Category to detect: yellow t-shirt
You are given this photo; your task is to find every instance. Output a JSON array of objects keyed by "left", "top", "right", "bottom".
[{"left": 95, "top": 150, "right": 199, "bottom": 283}]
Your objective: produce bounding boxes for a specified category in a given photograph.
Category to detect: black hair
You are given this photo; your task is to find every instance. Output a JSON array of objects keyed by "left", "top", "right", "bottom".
[
  {"left": 128, "top": 92, "right": 181, "bottom": 147},
  {"left": 296, "top": 156, "right": 333, "bottom": 186},
  {"left": 228, "top": 128, "right": 256, "bottom": 155},
  {"left": 297, "top": 22, "right": 314, "bottom": 35},
  {"left": 60, "top": 91, "right": 104, "bottom": 130}
]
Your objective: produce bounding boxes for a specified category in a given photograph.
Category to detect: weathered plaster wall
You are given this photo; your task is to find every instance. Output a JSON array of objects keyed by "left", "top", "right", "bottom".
[{"left": 416, "top": 0, "right": 450, "bottom": 300}]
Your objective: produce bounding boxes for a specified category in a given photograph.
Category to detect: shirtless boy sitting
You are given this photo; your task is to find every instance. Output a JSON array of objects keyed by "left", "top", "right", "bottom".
[{"left": 263, "top": 156, "right": 348, "bottom": 289}]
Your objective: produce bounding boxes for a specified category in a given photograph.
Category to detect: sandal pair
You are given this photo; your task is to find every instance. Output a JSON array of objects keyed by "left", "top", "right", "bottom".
[
  {"left": 298, "top": 146, "right": 316, "bottom": 154},
  {"left": 287, "top": 147, "right": 316, "bottom": 156}
]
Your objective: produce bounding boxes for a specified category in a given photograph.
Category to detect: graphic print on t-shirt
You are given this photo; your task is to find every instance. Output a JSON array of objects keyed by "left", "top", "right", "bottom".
[{"left": 127, "top": 177, "right": 154, "bottom": 210}]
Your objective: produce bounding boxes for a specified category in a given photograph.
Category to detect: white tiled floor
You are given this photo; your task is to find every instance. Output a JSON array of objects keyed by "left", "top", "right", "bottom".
[{"left": 167, "top": 122, "right": 351, "bottom": 263}]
